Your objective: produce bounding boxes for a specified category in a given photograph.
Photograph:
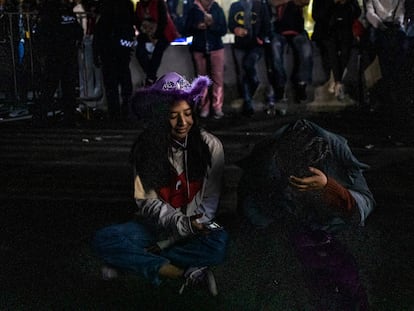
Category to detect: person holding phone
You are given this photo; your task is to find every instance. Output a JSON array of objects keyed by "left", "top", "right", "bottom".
[{"left": 92, "top": 72, "right": 228, "bottom": 296}]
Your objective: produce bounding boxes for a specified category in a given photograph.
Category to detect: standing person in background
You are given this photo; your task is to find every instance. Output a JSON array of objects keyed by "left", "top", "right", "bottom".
[
  {"left": 73, "top": 0, "right": 88, "bottom": 99},
  {"left": 135, "top": 0, "right": 178, "bottom": 86},
  {"left": 184, "top": 0, "right": 227, "bottom": 119},
  {"left": 267, "top": 0, "right": 313, "bottom": 104},
  {"left": 365, "top": 0, "right": 406, "bottom": 113},
  {"left": 80, "top": 0, "right": 103, "bottom": 100},
  {"left": 93, "top": 0, "right": 135, "bottom": 121},
  {"left": 312, "top": 0, "right": 361, "bottom": 101},
  {"left": 33, "top": 0, "right": 83, "bottom": 127},
  {"left": 92, "top": 72, "right": 228, "bottom": 296},
  {"left": 0, "top": 0, "right": 16, "bottom": 103},
  {"left": 228, "top": 0, "right": 271, "bottom": 117}
]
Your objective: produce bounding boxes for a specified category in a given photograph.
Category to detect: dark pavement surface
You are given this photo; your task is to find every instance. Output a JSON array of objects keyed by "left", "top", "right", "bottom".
[{"left": 1, "top": 106, "right": 414, "bottom": 310}]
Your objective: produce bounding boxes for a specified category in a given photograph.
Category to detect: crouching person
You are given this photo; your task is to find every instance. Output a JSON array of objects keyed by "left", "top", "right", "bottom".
[
  {"left": 237, "top": 119, "right": 375, "bottom": 309},
  {"left": 92, "top": 72, "right": 228, "bottom": 296}
]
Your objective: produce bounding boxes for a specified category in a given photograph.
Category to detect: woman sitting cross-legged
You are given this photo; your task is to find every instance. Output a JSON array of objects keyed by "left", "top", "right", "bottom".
[{"left": 92, "top": 72, "right": 228, "bottom": 296}]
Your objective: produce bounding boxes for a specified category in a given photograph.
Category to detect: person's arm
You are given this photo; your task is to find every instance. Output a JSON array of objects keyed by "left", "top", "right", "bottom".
[
  {"left": 194, "top": 132, "right": 225, "bottom": 223},
  {"left": 183, "top": 6, "right": 198, "bottom": 36},
  {"left": 365, "top": 0, "right": 385, "bottom": 29},
  {"left": 289, "top": 166, "right": 373, "bottom": 221},
  {"left": 395, "top": 0, "right": 405, "bottom": 27},
  {"left": 258, "top": 0, "right": 271, "bottom": 43},
  {"left": 227, "top": 2, "right": 239, "bottom": 33},
  {"left": 208, "top": 5, "right": 228, "bottom": 37},
  {"left": 134, "top": 175, "right": 195, "bottom": 237},
  {"left": 322, "top": 177, "right": 356, "bottom": 214}
]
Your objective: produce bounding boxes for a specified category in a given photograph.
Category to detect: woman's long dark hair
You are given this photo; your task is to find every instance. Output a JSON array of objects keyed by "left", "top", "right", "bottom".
[{"left": 129, "top": 105, "right": 211, "bottom": 192}]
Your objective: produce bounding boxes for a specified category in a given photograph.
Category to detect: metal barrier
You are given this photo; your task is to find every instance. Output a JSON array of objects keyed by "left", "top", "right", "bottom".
[
  {"left": 0, "top": 10, "right": 104, "bottom": 121},
  {"left": 0, "top": 12, "right": 37, "bottom": 112}
]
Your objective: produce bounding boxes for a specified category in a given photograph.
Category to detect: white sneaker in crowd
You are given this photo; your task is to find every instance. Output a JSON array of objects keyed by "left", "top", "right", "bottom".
[
  {"left": 328, "top": 81, "right": 336, "bottom": 94},
  {"left": 179, "top": 266, "right": 218, "bottom": 296},
  {"left": 199, "top": 110, "right": 209, "bottom": 118},
  {"left": 101, "top": 265, "right": 119, "bottom": 280},
  {"left": 213, "top": 110, "right": 224, "bottom": 119},
  {"left": 335, "top": 83, "right": 345, "bottom": 101}
]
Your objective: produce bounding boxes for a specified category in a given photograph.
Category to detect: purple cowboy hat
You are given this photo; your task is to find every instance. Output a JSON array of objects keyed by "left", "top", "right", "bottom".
[{"left": 130, "top": 72, "right": 211, "bottom": 118}]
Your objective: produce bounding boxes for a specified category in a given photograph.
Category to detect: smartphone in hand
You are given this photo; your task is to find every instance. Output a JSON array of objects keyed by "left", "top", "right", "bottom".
[{"left": 203, "top": 221, "right": 223, "bottom": 231}]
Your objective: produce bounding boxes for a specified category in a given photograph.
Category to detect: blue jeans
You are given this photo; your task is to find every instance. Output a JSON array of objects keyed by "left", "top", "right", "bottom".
[
  {"left": 270, "top": 32, "right": 313, "bottom": 87},
  {"left": 233, "top": 46, "right": 263, "bottom": 111},
  {"left": 371, "top": 26, "right": 406, "bottom": 81},
  {"left": 92, "top": 221, "right": 229, "bottom": 285}
]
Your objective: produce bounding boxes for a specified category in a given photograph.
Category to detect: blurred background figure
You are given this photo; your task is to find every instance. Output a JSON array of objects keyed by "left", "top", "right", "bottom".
[
  {"left": 93, "top": 0, "right": 135, "bottom": 120},
  {"left": 166, "top": 0, "right": 193, "bottom": 36},
  {"left": 365, "top": 0, "right": 406, "bottom": 114},
  {"left": 228, "top": 0, "right": 271, "bottom": 117},
  {"left": 312, "top": 0, "right": 361, "bottom": 101},
  {"left": 74, "top": 0, "right": 103, "bottom": 103},
  {"left": 135, "top": 0, "right": 178, "bottom": 86},
  {"left": 32, "top": 0, "right": 83, "bottom": 127},
  {"left": 266, "top": 0, "right": 313, "bottom": 105},
  {"left": 0, "top": 0, "right": 16, "bottom": 105},
  {"left": 184, "top": 0, "right": 227, "bottom": 119}
]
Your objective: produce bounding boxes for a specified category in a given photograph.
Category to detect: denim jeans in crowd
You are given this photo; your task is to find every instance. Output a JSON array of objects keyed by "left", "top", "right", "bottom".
[
  {"left": 269, "top": 32, "right": 313, "bottom": 87},
  {"left": 92, "top": 221, "right": 229, "bottom": 285},
  {"left": 233, "top": 46, "right": 263, "bottom": 112},
  {"left": 372, "top": 26, "right": 406, "bottom": 82}
]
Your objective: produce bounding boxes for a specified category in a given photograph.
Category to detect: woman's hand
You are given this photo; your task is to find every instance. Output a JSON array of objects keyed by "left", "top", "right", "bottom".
[
  {"left": 234, "top": 27, "right": 248, "bottom": 37},
  {"left": 204, "top": 13, "right": 213, "bottom": 26},
  {"left": 289, "top": 167, "right": 328, "bottom": 192},
  {"left": 190, "top": 214, "right": 210, "bottom": 234},
  {"left": 197, "top": 22, "right": 207, "bottom": 30}
]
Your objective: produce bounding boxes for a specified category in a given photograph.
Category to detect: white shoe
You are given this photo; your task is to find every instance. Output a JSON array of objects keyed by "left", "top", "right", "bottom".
[
  {"left": 335, "top": 83, "right": 345, "bottom": 101},
  {"left": 101, "top": 265, "right": 119, "bottom": 280},
  {"left": 179, "top": 266, "right": 218, "bottom": 296},
  {"left": 213, "top": 110, "right": 224, "bottom": 119},
  {"left": 328, "top": 81, "right": 335, "bottom": 94},
  {"left": 199, "top": 110, "right": 209, "bottom": 118}
]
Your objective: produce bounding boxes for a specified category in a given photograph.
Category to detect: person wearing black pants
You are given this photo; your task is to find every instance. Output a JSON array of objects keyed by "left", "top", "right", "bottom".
[
  {"left": 312, "top": 0, "right": 361, "bottom": 101},
  {"left": 93, "top": 0, "right": 135, "bottom": 120},
  {"left": 33, "top": 0, "right": 83, "bottom": 127}
]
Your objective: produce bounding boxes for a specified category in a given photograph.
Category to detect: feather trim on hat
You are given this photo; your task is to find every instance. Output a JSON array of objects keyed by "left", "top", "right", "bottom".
[{"left": 130, "top": 73, "right": 211, "bottom": 119}]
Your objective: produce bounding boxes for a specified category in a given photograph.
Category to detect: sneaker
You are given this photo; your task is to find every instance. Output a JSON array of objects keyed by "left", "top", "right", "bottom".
[
  {"left": 213, "top": 110, "right": 224, "bottom": 119},
  {"left": 328, "top": 81, "right": 336, "bottom": 94},
  {"left": 199, "top": 110, "right": 209, "bottom": 118},
  {"left": 144, "top": 77, "right": 156, "bottom": 86},
  {"left": 335, "top": 83, "right": 345, "bottom": 101},
  {"left": 101, "top": 265, "right": 119, "bottom": 280},
  {"left": 265, "top": 102, "right": 276, "bottom": 116},
  {"left": 179, "top": 266, "right": 218, "bottom": 296}
]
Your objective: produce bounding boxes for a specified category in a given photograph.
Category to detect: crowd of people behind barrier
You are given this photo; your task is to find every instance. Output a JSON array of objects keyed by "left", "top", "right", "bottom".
[{"left": 0, "top": 0, "right": 413, "bottom": 126}]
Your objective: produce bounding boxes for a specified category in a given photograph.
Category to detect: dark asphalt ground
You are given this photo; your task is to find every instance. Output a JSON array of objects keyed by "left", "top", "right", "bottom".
[{"left": 1, "top": 105, "right": 414, "bottom": 310}]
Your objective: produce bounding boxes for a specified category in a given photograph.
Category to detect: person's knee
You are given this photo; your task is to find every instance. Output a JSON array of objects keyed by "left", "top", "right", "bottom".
[
  {"left": 91, "top": 227, "right": 110, "bottom": 255},
  {"left": 208, "top": 230, "right": 229, "bottom": 262}
]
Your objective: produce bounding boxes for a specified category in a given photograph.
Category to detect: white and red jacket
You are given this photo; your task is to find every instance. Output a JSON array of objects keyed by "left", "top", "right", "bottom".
[{"left": 133, "top": 130, "right": 224, "bottom": 249}]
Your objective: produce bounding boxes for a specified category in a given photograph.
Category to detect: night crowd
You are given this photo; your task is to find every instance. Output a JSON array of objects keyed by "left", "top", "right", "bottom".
[
  {"left": 0, "top": 0, "right": 413, "bottom": 125},
  {"left": 1, "top": 0, "right": 413, "bottom": 309}
]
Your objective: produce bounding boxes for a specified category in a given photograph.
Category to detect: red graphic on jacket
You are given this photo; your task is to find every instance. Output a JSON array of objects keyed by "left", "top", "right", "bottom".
[{"left": 159, "top": 172, "right": 203, "bottom": 208}]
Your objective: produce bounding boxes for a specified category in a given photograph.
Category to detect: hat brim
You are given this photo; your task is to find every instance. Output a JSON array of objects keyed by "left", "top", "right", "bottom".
[{"left": 130, "top": 75, "right": 211, "bottom": 119}]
